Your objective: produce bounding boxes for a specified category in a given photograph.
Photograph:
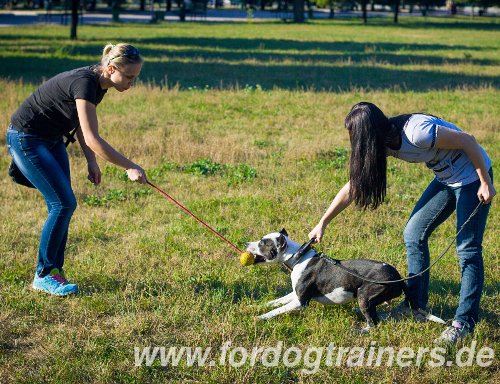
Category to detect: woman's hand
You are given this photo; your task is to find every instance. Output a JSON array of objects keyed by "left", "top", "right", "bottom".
[
  {"left": 308, "top": 222, "right": 326, "bottom": 243},
  {"left": 127, "top": 166, "right": 147, "bottom": 184},
  {"left": 478, "top": 181, "right": 496, "bottom": 204},
  {"left": 87, "top": 161, "right": 101, "bottom": 185}
]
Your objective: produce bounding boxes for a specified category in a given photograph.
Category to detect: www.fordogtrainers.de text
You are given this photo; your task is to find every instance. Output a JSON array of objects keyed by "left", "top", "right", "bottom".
[{"left": 135, "top": 341, "right": 495, "bottom": 374}]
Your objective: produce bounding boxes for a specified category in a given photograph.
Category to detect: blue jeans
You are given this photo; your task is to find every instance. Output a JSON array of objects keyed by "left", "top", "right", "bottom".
[
  {"left": 403, "top": 169, "right": 493, "bottom": 331},
  {"left": 6, "top": 127, "right": 77, "bottom": 277}
]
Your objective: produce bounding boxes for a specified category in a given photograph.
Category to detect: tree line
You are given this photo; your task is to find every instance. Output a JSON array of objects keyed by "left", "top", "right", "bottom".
[{"left": 1, "top": 0, "right": 497, "bottom": 38}]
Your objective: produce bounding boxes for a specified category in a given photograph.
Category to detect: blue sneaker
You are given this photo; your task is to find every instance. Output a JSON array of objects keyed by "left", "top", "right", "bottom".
[{"left": 32, "top": 268, "right": 79, "bottom": 296}]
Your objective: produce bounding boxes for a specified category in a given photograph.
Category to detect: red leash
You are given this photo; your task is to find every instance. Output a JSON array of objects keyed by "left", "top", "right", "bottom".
[{"left": 147, "top": 181, "right": 244, "bottom": 254}]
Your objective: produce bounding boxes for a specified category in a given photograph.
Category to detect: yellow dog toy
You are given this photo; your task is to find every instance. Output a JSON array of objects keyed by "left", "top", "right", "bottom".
[{"left": 240, "top": 252, "right": 255, "bottom": 266}]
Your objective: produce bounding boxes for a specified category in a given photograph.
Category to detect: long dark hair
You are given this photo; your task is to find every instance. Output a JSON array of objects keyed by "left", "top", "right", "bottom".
[{"left": 345, "top": 102, "right": 399, "bottom": 210}]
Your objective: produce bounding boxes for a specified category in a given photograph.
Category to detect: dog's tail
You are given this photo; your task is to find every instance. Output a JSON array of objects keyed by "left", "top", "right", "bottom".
[{"left": 400, "top": 282, "right": 446, "bottom": 324}]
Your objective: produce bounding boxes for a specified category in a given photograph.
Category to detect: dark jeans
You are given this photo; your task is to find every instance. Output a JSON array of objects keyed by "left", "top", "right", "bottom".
[
  {"left": 7, "top": 127, "right": 76, "bottom": 277},
  {"left": 403, "top": 169, "right": 493, "bottom": 331}
]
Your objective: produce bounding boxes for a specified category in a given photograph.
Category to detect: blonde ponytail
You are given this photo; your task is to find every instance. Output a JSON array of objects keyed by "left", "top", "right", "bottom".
[
  {"left": 102, "top": 43, "right": 115, "bottom": 58},
  {"left": 100, "top": 43, "right": 143, "bottom": 69}
]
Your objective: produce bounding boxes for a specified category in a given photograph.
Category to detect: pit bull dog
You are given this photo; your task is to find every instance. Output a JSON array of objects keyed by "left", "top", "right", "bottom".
[{"left": 245, "top": 229, "right": 445, "bottom": 332}]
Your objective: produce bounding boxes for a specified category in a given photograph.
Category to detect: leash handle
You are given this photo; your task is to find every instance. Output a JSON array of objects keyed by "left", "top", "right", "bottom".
[
  {"left": 147, "top": 181, "right": 244, "bottom": 254},
  {"left": 295, "top": 238, "right": 317, "bottom": 256},
  {"left": 283, "top": 238, "right": 318, "bottom": 272}
]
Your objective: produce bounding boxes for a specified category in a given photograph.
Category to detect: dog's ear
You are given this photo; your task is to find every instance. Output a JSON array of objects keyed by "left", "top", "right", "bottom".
[
  {"left": 277, "top": 233, "right": 287, "bottom": 251},
  {"left": 279, "top": 228, "right": 288, "bottom": 238}
]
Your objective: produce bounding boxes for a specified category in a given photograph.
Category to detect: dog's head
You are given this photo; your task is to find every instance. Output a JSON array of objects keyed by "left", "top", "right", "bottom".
[{"left": 245, "top": 228, "right": 289, "bottom": 264}]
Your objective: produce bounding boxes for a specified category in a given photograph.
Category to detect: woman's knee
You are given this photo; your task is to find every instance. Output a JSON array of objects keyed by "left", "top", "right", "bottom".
[
  {"left": 67, "top": 194, "right": 77, "bottom": 212},
  {"left": 63, "top": 193, "right": 77, "bottom": 212},
  {"left": 49, "top": 193, "right": 77, "bottom": 214},
  {"left": 403, "top": 220, "right": 425, "bottom": 245},
  {"left": 457, "top": 241, "right": 483, "bottom": 267}
]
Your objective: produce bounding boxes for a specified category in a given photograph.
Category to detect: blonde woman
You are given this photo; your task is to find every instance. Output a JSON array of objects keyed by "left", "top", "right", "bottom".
[{"left": 6, "top": 43, "right": 147, "bottom": 296}]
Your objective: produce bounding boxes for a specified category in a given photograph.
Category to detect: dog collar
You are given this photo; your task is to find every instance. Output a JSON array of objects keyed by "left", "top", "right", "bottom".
[{"left": 283, "top": 238, "right": 317, "bottom": 272}]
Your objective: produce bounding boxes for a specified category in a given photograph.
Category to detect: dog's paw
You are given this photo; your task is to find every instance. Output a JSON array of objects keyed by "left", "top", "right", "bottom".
[{"left": 255, "top": 315, "right": 267, "bottom": 321}]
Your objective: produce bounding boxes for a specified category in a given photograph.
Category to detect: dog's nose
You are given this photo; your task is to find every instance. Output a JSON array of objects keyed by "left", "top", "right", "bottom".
[{"left": 245, "top": 242, "right": 250, "bottom": 247}]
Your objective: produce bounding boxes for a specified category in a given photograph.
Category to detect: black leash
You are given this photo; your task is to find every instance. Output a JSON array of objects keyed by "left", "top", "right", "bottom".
[{"left": 287, "top": 201, "right": 484, "bottom": 285}]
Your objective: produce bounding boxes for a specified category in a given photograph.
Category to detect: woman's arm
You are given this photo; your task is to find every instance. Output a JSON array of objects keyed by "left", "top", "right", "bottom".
[
  {"left": 76, "top": 98, "right": 147, "bottom": 183},
  {"left": 435, "top": 127, "right": 495, "bottom": 203},
  {"left": 76, "top": 126, "right": 97, "bottom": 164},
  {"left": 308, "top": 181, "right": 352, "bottom": 242},
  {"left": 76, "top": 127, "right": 101, "bottom": 185}
]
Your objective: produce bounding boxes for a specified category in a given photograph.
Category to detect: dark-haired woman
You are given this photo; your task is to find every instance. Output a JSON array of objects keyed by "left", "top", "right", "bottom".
[
  {"left": 308, "top": 102, "right": 495, "bottom": 344},
  {"left": 6, "top": 43, "right": 147, "bottom": 296}
]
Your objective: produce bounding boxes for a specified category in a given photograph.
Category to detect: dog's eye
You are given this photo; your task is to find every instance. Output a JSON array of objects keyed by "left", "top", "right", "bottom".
[{"left": 259, "top": 240, "right": 264, "bottom": 246}]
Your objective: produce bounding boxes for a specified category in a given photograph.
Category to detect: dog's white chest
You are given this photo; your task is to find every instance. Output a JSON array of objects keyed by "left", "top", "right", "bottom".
[{"left": 314, "top": 287, "right": 355, "bottom": 305}]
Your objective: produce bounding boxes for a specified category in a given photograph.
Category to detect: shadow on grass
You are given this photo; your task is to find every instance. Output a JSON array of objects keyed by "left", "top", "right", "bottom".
[
  {"left": 76, "top": 274, "right": 174, "bottom": 298},
  {"left": 1, "top": 33, "right": 498, "bottom": 90},
  {"left": 162, "top": 50, "right": 498, "bottom": 67},
  {"left": 191, "top": 272, "right": 499, "bottom": 324},
  {"left": 1, "top": 55, "right": 498, "bottom": 91},
  {"left": 1, "top": 33, "right": 495, "bottom": 53},
  {"left": 190, "top": 271, "right": 290, "bottom": 303},
  {"left": 137, "top": 36, "right": 497, "bottom": 52},
  {"left": 77, "top": 274, "right": 124, "bottom": 295},
  {"left": 429, "top": 277, "right": 499, "bottom": 324},
  {"left": 364, "top": 18, "right": 500, "bottom": 31}
]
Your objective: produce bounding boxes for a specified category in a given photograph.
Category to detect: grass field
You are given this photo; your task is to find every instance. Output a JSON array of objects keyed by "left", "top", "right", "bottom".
[{"left": 0, "top": 17, "right": 498, "bottom": 383}]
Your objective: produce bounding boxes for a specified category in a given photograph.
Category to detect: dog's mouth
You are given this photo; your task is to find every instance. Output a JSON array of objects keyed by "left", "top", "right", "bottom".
[{"left": 253, "top": 255, "right": 267, "bottom": 264}]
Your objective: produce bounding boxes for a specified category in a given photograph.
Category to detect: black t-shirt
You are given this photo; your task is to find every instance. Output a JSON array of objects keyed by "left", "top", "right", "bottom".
[{"left": 11, "top": 65, "right": 107, "bottom": 139}]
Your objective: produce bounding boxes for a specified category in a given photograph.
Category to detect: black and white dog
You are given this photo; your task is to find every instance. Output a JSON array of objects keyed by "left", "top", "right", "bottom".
[{"left": 245, "top": 229, "right": 444, "bottom": 332}]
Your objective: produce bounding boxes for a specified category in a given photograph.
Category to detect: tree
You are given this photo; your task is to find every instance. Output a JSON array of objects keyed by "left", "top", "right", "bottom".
[
  {"left": 293, "top": 0, "right": 305, "bottom": 22},
  {"left": 403, "top": 0, "right": 445, "bottom": 16},
  {"left": 70, "top": 0, "right": 79, "bottom": 40},
  {"left": 393, "top": 0, "right": 400, "bottom": 22},
  {"left": 360, "top": 0, "right": 367, "bottom": 23},
  {"left": 455, "top": 0, "right": 500, "bottom": 15},
  {"left": 315, "top": 0, "right": 337, "bottom": 18}
]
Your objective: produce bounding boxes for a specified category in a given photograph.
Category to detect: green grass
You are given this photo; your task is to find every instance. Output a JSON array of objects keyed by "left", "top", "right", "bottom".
[{"left": 0, "top": 17, "right": 499, "bottom": 383}]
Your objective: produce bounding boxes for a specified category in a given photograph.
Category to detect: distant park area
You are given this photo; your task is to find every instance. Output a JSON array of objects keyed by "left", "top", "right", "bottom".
[{"left": 0, "top": 16, "right": 499, "bottom": 384}]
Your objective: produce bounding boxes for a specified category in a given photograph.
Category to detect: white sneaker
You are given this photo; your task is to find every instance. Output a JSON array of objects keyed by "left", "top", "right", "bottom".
[{"left": 434, "top": 322, "right": 471, "bottom": 344}]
